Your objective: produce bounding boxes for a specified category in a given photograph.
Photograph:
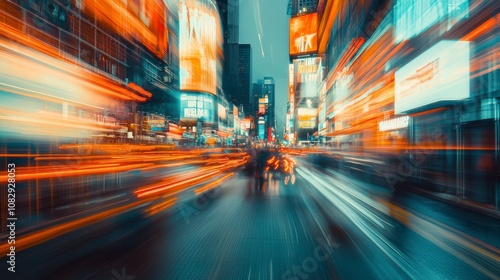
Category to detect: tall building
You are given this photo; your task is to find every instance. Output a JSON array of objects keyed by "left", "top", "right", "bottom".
[
  {"left": 252, "top": 77, "right": 275, "bottom": 142},
  {"left": 178, "top": 0, "right": 223, "bottom": 130},
  {"left": 251, "top": 82, "right": 263, "bottom": 119},
  {"left": 263, "top": 77, "right": 276, "bottom": 138},
  {"left": 217, "top": 0, "right": 241, "bottom": 118},
  {"left": 0, "top": 0, "right": 168, "bottom": 141},
  {"left": 238, "top": 44, "right": 252, "bottom": 115},
  {"left": 223, "top": 43, "right": 240, "bottom": 110},
  {"left": 311, "top": 0, "right": 500, "bottom": 209},
  {"left": 143, "top": 0, "right": 181, "bottom": 122},
  {"left": 216, "top": 0, "right": 239, "bottom": 44},
  {"left": 223, "top": 44, "right": 251, "bottom": 117}
]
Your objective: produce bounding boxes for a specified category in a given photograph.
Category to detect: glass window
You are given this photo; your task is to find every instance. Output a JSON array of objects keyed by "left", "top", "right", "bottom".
[{"left": 394, "top": 0, "right": 468, "bottom": 42}]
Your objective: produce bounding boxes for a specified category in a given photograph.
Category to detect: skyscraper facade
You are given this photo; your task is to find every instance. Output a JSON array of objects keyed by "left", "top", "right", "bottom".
[
  {"left": 216, "top": 0, "right": 239, "bottom": 44},
  {"left": 264, "top": 77, "right": 276, "bottom": 142},
  {"left": 217, "top": 0, "right": 241, "bottom": 117},
  {"left": 238, "top": 44, "right": 252, "bottom": 116},
  {"left": 223, "top": 43, "right": 240, "bottom": 110},
  {"left": 252, "top": 77, "right": 275, "bottom": 142},
  {"left": 0, "top": 0, "right": 169, "bottom": 141}
]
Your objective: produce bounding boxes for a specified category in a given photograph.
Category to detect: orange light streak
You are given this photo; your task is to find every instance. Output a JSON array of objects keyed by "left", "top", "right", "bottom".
[
  {"left": 461, "top": 13, "right": 499, "bottom": 41},
  {"left": 144, "top": 197, "right": 178, "bottom": 216},
  {"left": 0, "top": 163, "right": 152, "bottom": 183},
  {"left": 194, "top": 172, "right": 235, "bottom": 195},
  {"left": 134, "top": 169, "right": 221, "bottom": 198},
  {"left": 0, "top": 199, "right": 153, "bottom": 256}
]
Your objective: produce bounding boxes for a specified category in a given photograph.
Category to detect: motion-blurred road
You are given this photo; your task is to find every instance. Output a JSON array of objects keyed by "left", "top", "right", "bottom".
[{"left": 1, "top": 150, "right": 499, "bottom": 280}]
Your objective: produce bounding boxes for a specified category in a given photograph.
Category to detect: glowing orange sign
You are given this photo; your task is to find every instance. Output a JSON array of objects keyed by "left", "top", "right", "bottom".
[
  {"left": 81, "top": 0, "right": 168, "bottom": 59},
  {"left": 179, "top": 0, "right": 222, "bottom": 95},
  {"left": 289, "top": 13, "right": 318, "bottom": 56}
]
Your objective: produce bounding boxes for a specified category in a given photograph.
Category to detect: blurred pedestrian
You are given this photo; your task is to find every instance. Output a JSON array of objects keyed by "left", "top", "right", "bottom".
[{"left": 256, "top": 147, "right": 270, "bottom": 190}]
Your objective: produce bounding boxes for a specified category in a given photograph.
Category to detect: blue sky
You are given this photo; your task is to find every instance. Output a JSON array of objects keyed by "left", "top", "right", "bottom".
[{"left": 239, "top": 0, "right": 290, "bottom": 136}]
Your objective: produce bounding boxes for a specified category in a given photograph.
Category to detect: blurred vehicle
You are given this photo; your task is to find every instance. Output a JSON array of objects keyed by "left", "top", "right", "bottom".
[{"left": 264, "top": 154, "right": 296, "bottom": 186}]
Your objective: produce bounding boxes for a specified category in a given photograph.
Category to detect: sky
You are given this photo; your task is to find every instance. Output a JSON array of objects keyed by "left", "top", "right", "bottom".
[{"left": 238, "top": 0, "right": 290, "bottom": 137}]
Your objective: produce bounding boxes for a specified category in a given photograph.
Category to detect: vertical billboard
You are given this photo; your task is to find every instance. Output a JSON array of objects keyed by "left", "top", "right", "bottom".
[
  {"left": 179, "top": 0, "right": 222, "bottom": 95},
  {"left": 289, "top": 13, "right": 318, "bottom": 56},
  {"left": 218, "top": 103, "right": 227, "bottom": 122},
  {"left": 288, "top": 63, "right": 295, "bottom": 115},
  {"left": 258, "top": 96, "right": 268, "bottom": 115},
  {"left": 294, "top": 57, "right": 321, "bottom": 98},
  {"left": 81, "top": 0, "right": 168, "bottom": 59},
  {"left": 258, "top": 116, "right": 265, "bottom": 140}
]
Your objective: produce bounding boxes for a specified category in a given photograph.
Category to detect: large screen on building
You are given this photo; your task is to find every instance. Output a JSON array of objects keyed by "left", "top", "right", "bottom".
[
  {"left": 395, "top": 40, "right": 470, "bottom": 114},
  {"left": 294, "top": 57, "right": 321, "bottom": 98},
  {"left": 81, "top": 0, "right": 168, "bottom": 59},
  {"left": 241, "top": 119, "right": 251, "bottom": 130},
  {"left": 179, "top": 0, "right": 222, "bottom": 95},
  {"left": 297, "top": 107, "right": 317, "bottom": 129},
  {"left": 258, "top": 124, "right": 265, "bottom": 140},
  {"left": 180, "top": 93, "right": 214, "bottom": 122},
  {"left": 289, "top": 13, "right": 318, "bottom": 56},
  {"left": 218, "top": 103, "right": 227, "bottom": 121}
]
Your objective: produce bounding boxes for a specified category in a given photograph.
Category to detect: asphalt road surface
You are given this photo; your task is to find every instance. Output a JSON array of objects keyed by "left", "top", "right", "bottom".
[{"left": 2, "top": 157, "right": 499, "bottom": 280}]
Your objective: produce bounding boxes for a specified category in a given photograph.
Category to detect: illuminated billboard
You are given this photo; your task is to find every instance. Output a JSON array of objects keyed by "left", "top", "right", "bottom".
[
  {"left": 218, "top": 103, "right": 227, "bottom": 121},
  {"left": 289, "top": 13, "right": 318, "bottom": 56},
  {"left": 289, "top": 63, "right": 295, "bottom": 115},
  {"left": 241, "top": 118, "right": 251, "bottom": 130},
  {"left": 258, "top": 123, "right": 265, "bottom": 140},
  {"left": 179, "top": 0, "right": 222, "bottom": 95},
  {"left": 395, "top": 40, "right": 470, "bottom": 114},
  {"left": 180, "top": 93, "right": 214, "bottom": 122},
  {"left": 81, "top": 0, "right": 168, "bottom": 59},
  {"left": 297, "top": 107, "right": 317, "bottom": 129},
  {"left": 294, "top": 57, "right": 321, "bottom": 98},
  {"left": 379, "top": 116, "right": 410, "bottom": 132}
]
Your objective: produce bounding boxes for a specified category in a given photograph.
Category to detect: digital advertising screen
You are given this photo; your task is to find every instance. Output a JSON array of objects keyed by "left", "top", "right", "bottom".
[
  {"left": 297, "top": 107, "right": 317, "bottom": 129},
  {"left": 395, "top": 40, "right": 470, "bottom": 114},
  {"left": 180, "top": 93, "right": 214, "bottom": 122},
  {"left": 289, "top": 13, "right": 318, "bottom": 56},
  {"left": 241, "top": 118, "right": 251, "bottom": 131},
  {"left": 179, "top": 0, "right": 222, "bottom": 95},
  {"left": 258, "top": 123, "right": 265, "bottom": 140},
  {"left": 294, "top": 57, "right": 321, "bottom": 98},
  {"left": 218, "top": 103, "right": 227, "bottom": 121}
]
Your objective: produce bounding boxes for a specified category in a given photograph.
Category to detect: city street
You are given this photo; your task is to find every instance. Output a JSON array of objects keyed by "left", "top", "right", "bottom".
[
  {"left": 1, "top": 0, "right": 499, "bottom": 279},
  {"left": 2, "top": 155, "right": 498, "bottom": 280}
]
